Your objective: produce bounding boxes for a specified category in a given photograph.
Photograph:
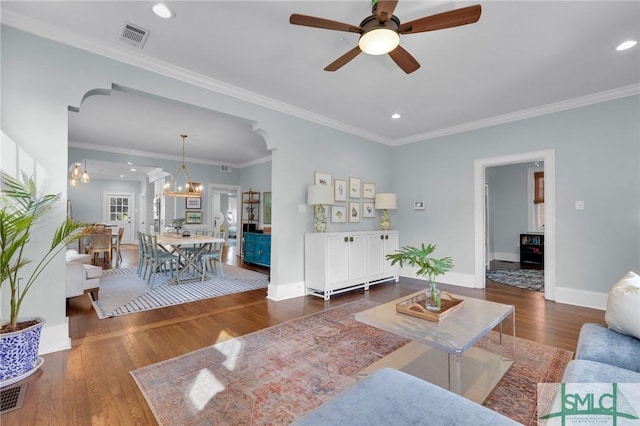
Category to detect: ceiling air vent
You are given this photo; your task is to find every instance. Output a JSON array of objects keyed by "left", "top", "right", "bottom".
[
  {"left": 220, "top": 165, "right": 232, "bottom": 173},
  {"left": 119, "top": 22, "right": 149, "bottom": 48}
]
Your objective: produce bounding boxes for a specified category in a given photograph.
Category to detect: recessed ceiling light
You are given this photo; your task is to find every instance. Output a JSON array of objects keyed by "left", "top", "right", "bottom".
[
  {"left": 391, "top": 113, "right": 401, "bottom": 119},
  {"left": 119, "top": 175, "right": 125, "bottom": 178},
  {"left": 152, "top": 3, "right": 175, "bottom": 19},
  {"left": 616, "top": 40, "right": 637, "bottom": 51},
  {"left": 130, "top": 168, "right": 137, "bottom": 172}
]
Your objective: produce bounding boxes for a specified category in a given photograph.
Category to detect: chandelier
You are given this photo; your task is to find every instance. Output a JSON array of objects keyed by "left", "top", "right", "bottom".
[
  {"left": 163, "top": 134, "right": 202, "bottom": 198},
  {"left": 69, "top": 160, "right": 90, "bottom": 186}
]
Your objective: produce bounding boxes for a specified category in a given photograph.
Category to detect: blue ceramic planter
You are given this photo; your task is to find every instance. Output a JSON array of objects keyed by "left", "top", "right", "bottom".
[{"left": 0, "top": 316, "right": 45, "bottom": 383}]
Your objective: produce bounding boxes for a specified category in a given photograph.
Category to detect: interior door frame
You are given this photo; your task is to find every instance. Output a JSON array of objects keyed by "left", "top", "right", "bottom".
[
  {"left": 103, "top": 192, "right": 135, "bottom": 244},
  {"left": 207, "top": 183, "right": 241, "bottom": 234},
  {"left": 474, "top": 149, "right": 556, "bottom": 300}
]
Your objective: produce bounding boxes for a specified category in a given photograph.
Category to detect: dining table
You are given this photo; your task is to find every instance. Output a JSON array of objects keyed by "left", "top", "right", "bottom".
[{"left": 155, "top": 233, "right": 225, "bottom": 284}]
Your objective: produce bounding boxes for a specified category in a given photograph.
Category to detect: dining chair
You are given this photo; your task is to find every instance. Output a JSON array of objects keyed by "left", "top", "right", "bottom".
[
  {"left": 143, "top": 233, "right": 180, "bottom": 287},
  {"left": 197, "top": 240, "right": 225, "bottom": 281},
  {"left": 88, "top": 232, "right": 111, "bottom": 268},
  {"left": 111, "top": 227, "right": 125, "bottom": 266},
  {"left": 136, "top": 231, "right": 147, "bottom": 276}
]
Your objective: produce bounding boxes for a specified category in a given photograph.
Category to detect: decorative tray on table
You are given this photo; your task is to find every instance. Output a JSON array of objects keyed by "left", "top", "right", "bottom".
[{"left": 396, "top": 291, "right": 464, "bottom": 322}]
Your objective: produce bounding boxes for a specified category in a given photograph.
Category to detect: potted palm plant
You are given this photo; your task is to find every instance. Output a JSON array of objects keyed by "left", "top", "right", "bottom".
[
  {"left": 0, "top": 171, "right": 85, "bottom": 384},
  {"left": 386, "top": 243, "right": 454, "bottom": 311}
]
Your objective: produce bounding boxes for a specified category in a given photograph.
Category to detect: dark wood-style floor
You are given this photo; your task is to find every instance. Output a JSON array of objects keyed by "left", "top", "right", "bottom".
[{"left": 3, "top": 248, "right": 604, "bottom": 425}]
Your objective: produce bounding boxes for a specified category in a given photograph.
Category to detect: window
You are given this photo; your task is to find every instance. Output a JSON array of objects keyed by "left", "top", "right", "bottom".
[
  {"left": 533, "top": 171, "right": 544, "bottom": 230},
  {"left": 534, "top": 172, "right": 544, "bottom": 204}
]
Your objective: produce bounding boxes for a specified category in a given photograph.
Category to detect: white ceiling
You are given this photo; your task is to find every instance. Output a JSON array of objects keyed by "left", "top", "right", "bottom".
[{"left": 2, "top": 1, "right": 639, "bottom": 179}]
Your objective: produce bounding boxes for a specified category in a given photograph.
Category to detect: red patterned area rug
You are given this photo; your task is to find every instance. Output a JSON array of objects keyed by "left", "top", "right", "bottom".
[{"left": 130, "top": 300, "right": 572, "bottom": 426}]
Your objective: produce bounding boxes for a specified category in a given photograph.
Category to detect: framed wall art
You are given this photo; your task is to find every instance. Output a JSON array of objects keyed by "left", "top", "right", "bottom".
[
  {"left": 413, "top": 201, "right": 425, "bottom": 210},
  {"left": 331, "top": 205, "right": 347, "bottom": 223},
  {"left": 185, "top": 197, "right": 201, "bottom": 209},
  {"left": 334, "top": 179, "right": 347, "bottom": 202},
  {"left": 263, "top": 191, "right": 272, "bottom": 224},
  {"left": 362, "top": 202, "right": 375, "bottom": 218},
  {"left": 349, "top": 177, "right": 361, "bottom": 199},
  {"left": 185, "top": 210, "right": 202, "bottom": 224},
  {"left": 315, "top": 172, "right": 332, "bottom": 186},
  {"left": 348, "top": 202, "right": 360, "bottom": 223},
  {"left": 362, "top": 182, "right": 376, "bottom": 199}
]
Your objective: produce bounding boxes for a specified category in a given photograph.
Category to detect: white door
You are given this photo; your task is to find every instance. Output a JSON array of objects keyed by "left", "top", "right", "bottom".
[
  {"left": 104, "top": 193, "right": 134, "bottom": 244},
  {"left": 209, "top": 191, "right": 225, "bottom": 235}
]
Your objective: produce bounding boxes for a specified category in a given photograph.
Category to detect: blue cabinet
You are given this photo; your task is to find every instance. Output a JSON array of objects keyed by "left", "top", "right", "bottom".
[{"left": 243, "top": 232, "right": 271, "bottom": 267}]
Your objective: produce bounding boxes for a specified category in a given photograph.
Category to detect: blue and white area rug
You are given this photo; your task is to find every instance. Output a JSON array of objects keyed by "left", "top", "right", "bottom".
[
  {"left": 90, "top": 266, "right": 269, "bottom": 319},
  {"left": 486, "top": 269, "right": 544, "bottom": 292}
]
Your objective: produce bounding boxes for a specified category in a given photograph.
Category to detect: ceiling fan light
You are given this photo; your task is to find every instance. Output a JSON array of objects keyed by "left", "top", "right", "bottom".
[
  {"left": 359, "top": 28, "right": 399, "bottom": 55},
  {"left": 616, "top": 40, "right": 637, "bottom": 51},
  {"left": 152, "top": 3, "right": 174, "bottom": 19}
]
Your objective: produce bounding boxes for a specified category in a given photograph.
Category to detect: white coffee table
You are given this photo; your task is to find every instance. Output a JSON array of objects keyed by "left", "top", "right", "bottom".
[{"left": 355, "top": 291, "right": 515, "bottom": 403}]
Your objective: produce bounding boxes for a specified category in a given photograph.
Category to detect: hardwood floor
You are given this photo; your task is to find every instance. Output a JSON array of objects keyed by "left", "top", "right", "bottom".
[{"left": 3, "top": 248, "right": 604, "bottom": 425}]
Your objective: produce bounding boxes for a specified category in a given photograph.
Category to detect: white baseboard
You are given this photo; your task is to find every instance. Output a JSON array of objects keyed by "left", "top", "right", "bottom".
[
  {"left": 39, "top": 318, "right": 71, "bottom": 355},
  {"left": 554, "top": 287, "right": 607, "bottom": 311},
  {"left": 401, "top": 267, "right": 607, "bottom": 311},
  {"left": 492, "top": 252, "right": 520, "bottom": 263},
  {"left": 267, "top": 281, "right": 305, "bottom": 301},
  {"left": 400, "top": 268, "right": 477, "bottom": 288}
]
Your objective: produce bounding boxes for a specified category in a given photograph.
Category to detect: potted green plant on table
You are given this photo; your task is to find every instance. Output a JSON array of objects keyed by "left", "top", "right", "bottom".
[
  {"left": 0, "top": 171, "right": 85, "bottom": 385},
  {"left": 386, "top": 243, "right": 454, "bottom": 311}
]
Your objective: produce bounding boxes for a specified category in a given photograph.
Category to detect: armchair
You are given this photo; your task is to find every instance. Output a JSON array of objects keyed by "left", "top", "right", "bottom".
[{"left": 66, "top": 261, "right": 102, "bottom": 300}]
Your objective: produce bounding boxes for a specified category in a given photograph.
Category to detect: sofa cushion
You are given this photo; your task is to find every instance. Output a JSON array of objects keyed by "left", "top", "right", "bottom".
[
  {"left": 575, "top": 323, "right": 640, "bottom": 373},
  {"left": 291, "top": 368, "right": 521, "bottom": 426},
  {"left": 66, "top": 249, "right": 91, "bottom": 264},
  {"left": 563, "top": 359, "right": 640, "bottom": 383},
  {"left": 84, "top": 264, "right": 103, "bottom": 281},
  {"left": 605, "top": 271, "right": 640, "bottom": 339}
]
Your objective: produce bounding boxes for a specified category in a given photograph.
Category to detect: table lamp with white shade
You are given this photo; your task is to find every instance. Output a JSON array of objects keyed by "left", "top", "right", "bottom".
[
  {"left": 375, "top": 193, "right": 397, "bottom": 230},
  {"left": 307, "top": 184, "right": 334, "bottom": 232}
]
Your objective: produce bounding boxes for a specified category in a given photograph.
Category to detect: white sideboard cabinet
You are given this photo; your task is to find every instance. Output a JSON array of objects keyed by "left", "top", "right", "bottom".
[{"left": 305, "top": 231, "right": 399, "bottom": 300}]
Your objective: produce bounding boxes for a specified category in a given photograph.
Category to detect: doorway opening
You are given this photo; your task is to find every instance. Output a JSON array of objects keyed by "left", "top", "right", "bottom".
[
  {"left": 474, "top": 149, "right": 556, "bottom": 300},
  {"left": 208, "top": 183, "right": 241, "bottom": 246}
]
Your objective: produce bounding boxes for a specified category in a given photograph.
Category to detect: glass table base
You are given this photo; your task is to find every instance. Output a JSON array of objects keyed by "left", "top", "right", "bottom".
[{"left": 357, "top": 341, "right": 513, "bottom": 404}]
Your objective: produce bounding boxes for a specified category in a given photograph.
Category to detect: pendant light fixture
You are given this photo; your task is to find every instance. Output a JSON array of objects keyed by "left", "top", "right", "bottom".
[
  {"left": 69, "top": 161, "right": 88, "bottom": 186},
  {"left": 80, "top": 160, "right": 90, "bottom": 184},
  {"left": 163, "top": 134, "right": 202, "bottom": 198}
]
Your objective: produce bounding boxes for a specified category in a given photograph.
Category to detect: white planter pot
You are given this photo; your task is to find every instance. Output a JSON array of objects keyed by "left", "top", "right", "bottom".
[{"left": 0, "top": 316, "right": 45, "bottom": 384}]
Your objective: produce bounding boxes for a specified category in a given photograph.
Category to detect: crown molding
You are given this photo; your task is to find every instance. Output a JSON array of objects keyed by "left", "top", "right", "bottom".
[
  {"left": 1, "top": 10, "right": 389, "bottom": 145},
  {"left": 390, "top": 84, "right": 640, "bottom": 146},
  {"left": 3, "top": 10, "right": 637, "bottom": 149},
  {"left": 68, "top": 140, "right": 271, "bottom": 169}
]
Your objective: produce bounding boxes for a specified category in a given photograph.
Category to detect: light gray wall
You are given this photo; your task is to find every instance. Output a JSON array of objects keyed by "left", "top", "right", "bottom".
[
  {"left": 1, "top": 25, "right": 393, "bottom": 340},
  {"left": 68, "top": 178, "right": 140, "bottom": 223},
  {"left": 490, "top": 163, "right": 530, "bottom": 260},
  {"left": 392, "top": 95, "right": 640, "bottom": 294},
  {"left": 3, "top": 23, "right": 639, "bottom": 353}
]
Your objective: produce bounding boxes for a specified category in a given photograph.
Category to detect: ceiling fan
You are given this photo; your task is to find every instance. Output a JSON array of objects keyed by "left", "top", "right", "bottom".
[{"left": 290, "top": 0, "right": 481, "bottom": 74}]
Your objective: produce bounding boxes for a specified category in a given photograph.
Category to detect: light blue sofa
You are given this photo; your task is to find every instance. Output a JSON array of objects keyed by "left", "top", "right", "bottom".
[
  {"left": 562, "top": 323, "right": 640, "bottom": 383},
  {"left": 292, "top": 368, "right": 521, "bottom": 426}
]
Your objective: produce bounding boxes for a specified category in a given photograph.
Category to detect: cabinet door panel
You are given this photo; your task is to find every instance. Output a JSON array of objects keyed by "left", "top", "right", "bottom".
[
  {"left": 349, "top": 235, "right": 368, "bottom": 282},
  {"left": 367, "top": 235, "right": 385, "bottom": 276},
  {"left": 327, "top": 237, "right": 349, "bottom": 284},
  {"left": 383, "top": 233, "right": 399, "bottom": 274}
]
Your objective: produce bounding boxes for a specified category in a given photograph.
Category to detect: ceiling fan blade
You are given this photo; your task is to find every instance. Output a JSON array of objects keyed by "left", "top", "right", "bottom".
[
  {"left": 290, "top": 14, "right": 362, "bottom": 33},
  {"left": 388, "top": 45, "right": 420, "bottom": 74},
  {"left": 399, "top": 5, "right": 481, "bottom": 34},
  {"left": 376, "top": 0, "right": 399, "bottom": 22},
  {"left": 324, "top": 46, "right": 362, "bottom": 71}
]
